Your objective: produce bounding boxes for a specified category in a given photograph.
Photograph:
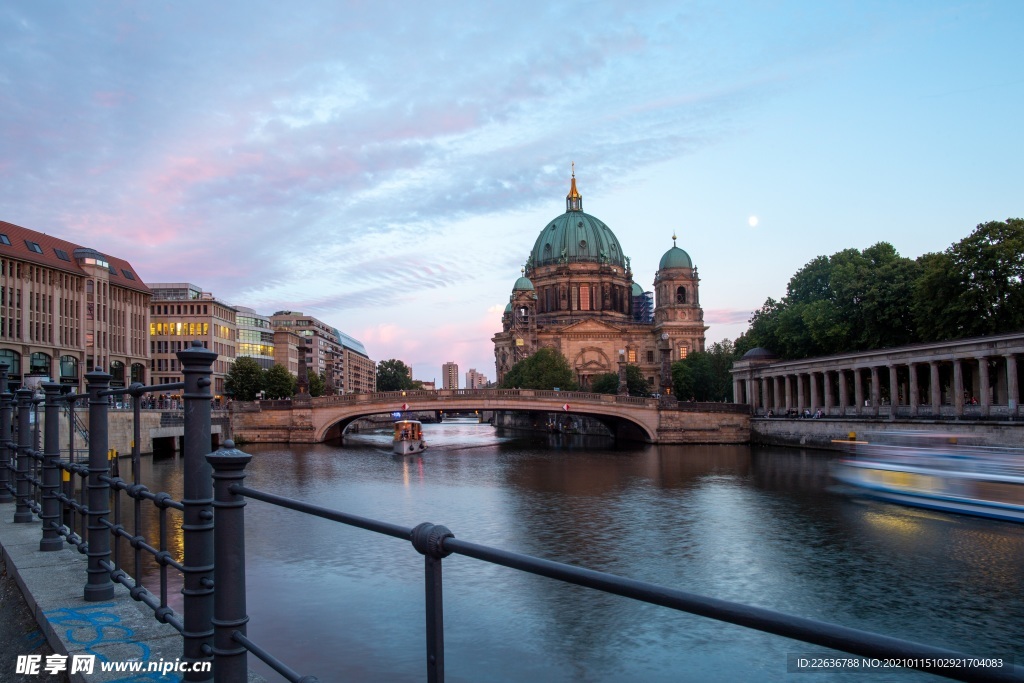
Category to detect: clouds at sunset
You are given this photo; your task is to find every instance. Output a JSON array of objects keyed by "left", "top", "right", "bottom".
[{"left": 1, "top": 1, "right": 1020, "bottom": 379}]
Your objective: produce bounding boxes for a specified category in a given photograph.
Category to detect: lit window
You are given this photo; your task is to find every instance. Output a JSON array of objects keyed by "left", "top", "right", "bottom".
[
  {"left": 627, "top": 349, "right": 637, "bottom": 363},
  {"left": 679, "top": 346, "right": 688, "bottom": 360}
]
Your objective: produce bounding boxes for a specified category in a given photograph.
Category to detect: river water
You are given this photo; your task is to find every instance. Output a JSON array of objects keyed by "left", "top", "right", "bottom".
[{"left": 136, "top": 418, "right": 1024, "bottom": 682}]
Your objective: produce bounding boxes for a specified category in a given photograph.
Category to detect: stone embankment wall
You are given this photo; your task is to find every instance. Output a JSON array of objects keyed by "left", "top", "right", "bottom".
[
  {"left": 752, "top": 417, "right": 1023, "bottom": 451},
  {"left": 657, "top": 408, "right": 749, "bottom": 444},
  {"left": 39, "top": 411, "right": 225, "bottom": 457}
]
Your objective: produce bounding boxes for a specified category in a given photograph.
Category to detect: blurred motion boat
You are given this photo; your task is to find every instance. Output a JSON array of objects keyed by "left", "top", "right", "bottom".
[
  {"left": 833, "top": 431, "right": 1024, "bottom": 523},
  {"left": 393, "top": 419, "right": 426, "bottom": 455}
]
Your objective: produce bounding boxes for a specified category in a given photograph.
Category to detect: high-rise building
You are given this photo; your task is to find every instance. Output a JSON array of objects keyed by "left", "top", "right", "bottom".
[
  {"left": 149, "top": 283, "right": 237, "bottom": 397},
  {"left": 0, "top": 220, "right": 151, "bottom": 392},
  {"left": 442, "top": 361, "right": 459, "bottom": 390},
  {"left": 465, "top": 368, "right": 488, "bottom": 389}
]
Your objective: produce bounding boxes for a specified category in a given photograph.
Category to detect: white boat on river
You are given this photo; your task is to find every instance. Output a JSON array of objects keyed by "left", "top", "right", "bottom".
[{"left": 833, "top": 431, "right": 1024, "bottom": 523}]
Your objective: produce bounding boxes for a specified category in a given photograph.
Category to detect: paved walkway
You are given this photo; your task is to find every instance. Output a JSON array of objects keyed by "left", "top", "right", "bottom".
[{"left": 0, "top": 501, "right": 185, "bottom": 683}]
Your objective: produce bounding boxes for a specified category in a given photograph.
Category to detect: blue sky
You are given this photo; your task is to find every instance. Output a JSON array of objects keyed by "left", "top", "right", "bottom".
[{"left": 2, "top": 1, "right": 1021, "bottom": 385}]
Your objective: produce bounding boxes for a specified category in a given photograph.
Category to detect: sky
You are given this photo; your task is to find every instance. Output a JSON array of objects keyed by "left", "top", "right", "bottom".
[{"left": 2, "top": 1, "right": 1021, "bottom": 386}]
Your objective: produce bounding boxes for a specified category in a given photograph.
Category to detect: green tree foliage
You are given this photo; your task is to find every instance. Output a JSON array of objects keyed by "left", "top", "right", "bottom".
[
  {"left": 308, "top": 371, "right": 327, "bottom": 397},
  {"left": 376, "top": 359, "right": 416, "bottom": 391},
  {"left": 499, "top": 348, "right": 578, "bottom": 390},
  {"left": 738, "top": 243, "right": 919, "bottom": 358},
  {"left": 224, "top": 357, "right": 264, "bottom": 401},
  {"left": 912, "top": 219, "right": 1024, "bottom": 340},
  {"left": 588, "top": 366, "right": 651, "bottom": 396},
  {"left": 671, "top": 341, "right": 737, "bottom": 401},
  {"left": 264, "top": 364, "right": 297, "bottom": 399}
]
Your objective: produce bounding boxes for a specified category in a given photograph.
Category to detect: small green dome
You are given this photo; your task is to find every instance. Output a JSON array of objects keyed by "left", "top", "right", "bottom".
[
  {"left": 659, "top": 245, "right": 693, "bottom": 270},
  {"left": 631, "top": 282, "right": 644, "bottom": 297},
  {"left": 504, "top": 303, "right": 512, "bottom": 313},
  {"left": 513, "top": 276, "right": 534, "bottom": 291}
]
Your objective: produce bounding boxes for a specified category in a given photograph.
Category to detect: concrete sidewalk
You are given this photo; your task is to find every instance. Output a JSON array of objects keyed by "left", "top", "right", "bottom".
[{"left": 0, "top": 501, "right": 186, "bottom": 683}]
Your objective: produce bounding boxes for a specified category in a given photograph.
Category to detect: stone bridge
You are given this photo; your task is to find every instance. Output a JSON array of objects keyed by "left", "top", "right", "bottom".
[{"left": 230, "top": 389, "right": 750, "bottom": 445}]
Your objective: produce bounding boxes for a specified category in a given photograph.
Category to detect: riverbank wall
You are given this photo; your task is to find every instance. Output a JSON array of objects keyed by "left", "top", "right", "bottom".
[{"left": 752, "top": 417, "right": 1023, "bottom": 451}]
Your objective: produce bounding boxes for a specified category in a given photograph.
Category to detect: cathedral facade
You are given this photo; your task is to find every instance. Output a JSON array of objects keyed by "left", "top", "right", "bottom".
[{"left": 492, "top": 173, "right": 708, "bottom": 391}]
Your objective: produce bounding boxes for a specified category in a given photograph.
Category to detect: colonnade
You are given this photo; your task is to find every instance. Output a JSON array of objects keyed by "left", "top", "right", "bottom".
[{"left": 731, "top": 334, "right": 1024, "bottom": 420}]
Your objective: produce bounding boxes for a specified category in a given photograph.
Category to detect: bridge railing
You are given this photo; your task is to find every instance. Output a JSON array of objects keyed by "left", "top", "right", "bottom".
[{"left": 4, "top": 355, "right": 1022, "bottom": 683}]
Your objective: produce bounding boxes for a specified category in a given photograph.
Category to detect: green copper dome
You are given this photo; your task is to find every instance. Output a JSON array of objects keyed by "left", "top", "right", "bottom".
[
  {"left": 528, "top": 174, "right": 627, "bottom": 269},
  {"left": 631, "top": 282, "right": 644, "bottom": 296},
  {"left": 513, "top": 275, "right": 534, "bottom": 291},
  {"left": 659, "top": 234, "right": 693, "bottom": 270},
  {"left": 504, "top": 302, "right": 512, "bottom": 313},
  {"left": 530, "top": 211, "right": 626, "bottom": 268}
]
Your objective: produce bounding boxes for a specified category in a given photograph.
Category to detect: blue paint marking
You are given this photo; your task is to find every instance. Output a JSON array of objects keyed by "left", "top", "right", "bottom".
[
  {"left": 43, "top": 604, "right": 182, "bottom": 683},
  {"left": 22, "top": 628, "right": 46, "bottom": 651}
]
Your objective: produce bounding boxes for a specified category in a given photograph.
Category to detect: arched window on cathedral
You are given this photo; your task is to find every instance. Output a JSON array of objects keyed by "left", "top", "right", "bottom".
[{"left": 676, "top": 286, "right": 687, "bottom": 304}]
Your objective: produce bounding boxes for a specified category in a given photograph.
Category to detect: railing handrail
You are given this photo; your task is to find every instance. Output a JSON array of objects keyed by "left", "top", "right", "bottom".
[{"left": 221, "top": 480, "right": 1022, "bottom": 683}]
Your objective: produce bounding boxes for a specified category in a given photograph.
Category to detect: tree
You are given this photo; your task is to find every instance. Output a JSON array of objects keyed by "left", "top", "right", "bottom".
[
  {"left": 376, "top": 359, "right": 416, "bottom": 391},
  {"left": 308, "top": 371, "right": 326, "bottom": 397},
  {"left": 264, "top": 364, "right": 297, "bottom": 399},
  {"left": 913, "top": 219, "right": 1024, "bottom": 340},
  {"left": 672, "top": 341, "right": 739, "bottom": 402},
  {"left": 589, "top": 366, "right": 650, "bottom": 396},
  {"left": 224, "top": 357, "right": 263, "bottom": 401},
  {"left": 500, "top": 348, "right": 578, "bottom": 390}
]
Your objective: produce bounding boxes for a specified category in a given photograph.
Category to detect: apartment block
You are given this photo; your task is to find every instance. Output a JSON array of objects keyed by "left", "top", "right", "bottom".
[{"left": 0, "top": 220, "right": 150, "bottom": 392}]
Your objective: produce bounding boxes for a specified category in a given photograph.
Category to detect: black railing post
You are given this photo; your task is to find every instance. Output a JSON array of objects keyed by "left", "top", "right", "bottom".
[
  {"left": 412, "top": 522, "right": 454, "bottom": 683},
  {"left": 84, "top": 368, "right": 114, "bottom": 601},
  {"left": 0, "top": 363, "right": 13, "bottom": 504},
  {"left": 178, "top": 340, "right": 217, "bottom": 681},
  {"left": 14, "top": 388, "right": 35, "bottom": 523},
  {"left": 206, "top": 439, "right": 252, "bottom": 683},
  {"left": 39, "top": 383, "right": 64, "bottom": 551}
]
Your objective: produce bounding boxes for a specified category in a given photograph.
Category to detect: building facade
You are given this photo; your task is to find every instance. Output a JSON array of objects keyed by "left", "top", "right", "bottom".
[
  {"left": 269, "top": 311, "right": 374, "bottom": 394},
  {"left": 492, "top": 173, "right": 707, "bottom": 390},
  {"left": 0, "top": 220, "right": 150, "bottom": 392},
  {"left": 465, "top": 368, "right": 488, "bottom": 389},
  {"left": 336, "top": 330, "right": 375, "bottom": 394},
  {"left": 149, "top": 283, "right": 237, "bottom": 397},
  {"left": 442, "top": 362, "right": 459, "bottom": 390},
  {"left": 235, "top": 306, "right": 275, "bottom": 370}
]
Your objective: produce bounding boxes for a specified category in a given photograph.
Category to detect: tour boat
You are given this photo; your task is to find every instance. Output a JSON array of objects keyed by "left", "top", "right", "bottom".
[
  {"left": 393, "top": 419, "right": 426, "bottom": 455},
  {"left": 833, "top": 431, "right": 1024, "bottom": 523}
]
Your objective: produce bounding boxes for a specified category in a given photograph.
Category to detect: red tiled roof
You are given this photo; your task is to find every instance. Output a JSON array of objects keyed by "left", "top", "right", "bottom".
[{"left": 0, "top": 219, "right": 150, "bottom": 294}]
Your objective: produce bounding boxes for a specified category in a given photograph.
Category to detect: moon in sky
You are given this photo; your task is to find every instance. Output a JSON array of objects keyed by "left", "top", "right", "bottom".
[{"left": 748, "top": 215, "right": 759, "bottom": 227}]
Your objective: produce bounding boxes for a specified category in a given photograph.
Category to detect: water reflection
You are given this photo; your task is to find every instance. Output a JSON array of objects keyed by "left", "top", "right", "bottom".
[{"left": 126, "top": 420, "right": 1024, "bottom": 682}]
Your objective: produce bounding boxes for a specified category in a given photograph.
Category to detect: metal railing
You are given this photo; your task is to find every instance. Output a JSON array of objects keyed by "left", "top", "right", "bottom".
[{"left": 3, "top": 352, "right": 1023, "bottom": 683}]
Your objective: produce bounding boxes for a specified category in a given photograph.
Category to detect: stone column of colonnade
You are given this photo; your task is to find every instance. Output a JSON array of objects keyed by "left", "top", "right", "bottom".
[
  {"left": 930, "top": 362, "right": 941, "bottom": 412},
  {"left": 809, "top": 373, "right": 819, "bottom": 413},
  {"left": 853, "top": 369, "right": 864, "bottom": 415},
  {"left": 1007, "top": 355, "right": 1019, "bottom": 412},
  {"left": 870, "top": 367, "right": 880, "bottom": 415},
  {"left": 978, "top": 356, "right": 991, "bottom": 417},
  {"left": 908, "top": 364, "right": 919, "bottom": 416}
]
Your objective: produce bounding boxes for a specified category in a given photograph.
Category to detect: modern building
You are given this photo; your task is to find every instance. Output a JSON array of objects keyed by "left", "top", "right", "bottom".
[
  {"left": 0, "top": 219, "right": 151, "bottom": 392},
  {"left": 149, "top": 283, "right": 237, "bottom": 397},
  {"left": 235, "top": 306, "right": 275, "bottom": 370},
  {"left": 492, "top": 171, "right": 707, "bottom": 390},
  {"left": 270, "top": 311, "right": 374, "bottom": 394},
  {"left": 442, "top": 362, "right": 459, "bottom": 390},
  {"left": 465, "top": 368, "right": 488, "bottom": 389},
  {"left": 273, "top": 327, "right": 303, "bottom": 377},
  {"left": 336, "top": 330, "right": 375, "bottom": 394}
]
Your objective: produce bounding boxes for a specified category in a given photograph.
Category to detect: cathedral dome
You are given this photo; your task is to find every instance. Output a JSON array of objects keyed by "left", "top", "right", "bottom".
[
  {"left": 631, "top": 282, "right": 644, "bottom": 296},
  {"left": 528, "top": 173, "right": 626, "bottom": 269},
  {"left": 659, "top": 234, "right": 693, "bottom": 270},
  {"left": 513, "top": 275, "right": 534, "bottom": 291}
]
